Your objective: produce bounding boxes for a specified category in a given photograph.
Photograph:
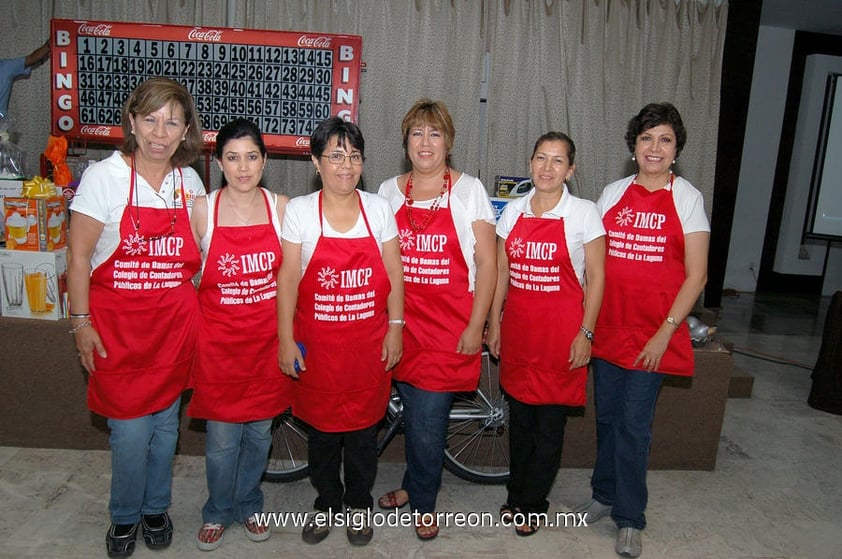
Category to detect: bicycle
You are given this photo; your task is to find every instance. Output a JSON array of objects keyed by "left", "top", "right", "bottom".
[{"left": 264, "top": 351, "right": 510, "bottom": 485}]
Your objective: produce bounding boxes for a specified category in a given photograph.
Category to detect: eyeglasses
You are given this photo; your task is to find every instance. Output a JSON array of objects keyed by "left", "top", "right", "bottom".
[{"left": 321, "top": 152, "right": 364, "bottom": 165}]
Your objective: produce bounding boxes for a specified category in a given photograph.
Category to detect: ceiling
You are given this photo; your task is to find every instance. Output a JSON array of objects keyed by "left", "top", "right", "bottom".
[{"left": 760, "top": 0, "right": 842, "bottom": 37}]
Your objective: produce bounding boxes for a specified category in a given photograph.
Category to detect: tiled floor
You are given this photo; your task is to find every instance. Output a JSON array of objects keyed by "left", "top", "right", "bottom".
[{"left": 1, "top": 292, "right": 840, "bottom": 558}]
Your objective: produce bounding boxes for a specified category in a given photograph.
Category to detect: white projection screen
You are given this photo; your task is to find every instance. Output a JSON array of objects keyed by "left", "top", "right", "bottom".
[{"left": 807, "top": 73, "right": 842, "bottom": 240}]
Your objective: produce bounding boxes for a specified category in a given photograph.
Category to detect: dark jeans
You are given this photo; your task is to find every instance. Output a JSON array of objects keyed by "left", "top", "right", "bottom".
[
  {"left": 591, "top": 358, "right": 664, "bottom": 530},
  {"left": 307, "top": 423, "right": 378, "bottom": 513},
  {"left": 505, "top": 394, "right": 569, "bottom": 515},
  {"left": 396, "top": 382, "right": 454, "bottom": 514}
]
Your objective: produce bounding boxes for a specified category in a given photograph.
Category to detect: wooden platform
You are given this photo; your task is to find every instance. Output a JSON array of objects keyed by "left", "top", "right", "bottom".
[{"left": 1, "top": 317, "right": 743, "bottom": 471}]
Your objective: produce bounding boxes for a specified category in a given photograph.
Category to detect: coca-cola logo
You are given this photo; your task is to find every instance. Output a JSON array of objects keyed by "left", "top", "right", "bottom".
[
  {"left": 80, "top": 126, "right": 112, "bottom": 137},
  {"left": 297, "top": 35, "right": 332, "bottom": 48},
  {"left": 188, "top": 28, "right": 224, "bottom": 42},
  {"left": 203, "top": 131, "right": 218, "bottom": 143},
  {"left": 295, "top": 137, "right": 310, "bottom": 146},
  {"left": 78, "top": 23, "right": 113, "bottom": 36}
]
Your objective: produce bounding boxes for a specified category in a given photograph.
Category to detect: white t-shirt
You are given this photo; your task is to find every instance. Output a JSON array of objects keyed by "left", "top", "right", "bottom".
[
  {"left": 596, "top": 174, "right": 710, "bottom": 234},
  {"left": 377, "top": 172, "right": 496, "bottom": 291},
  {"left": 70, "top": 151, "right": 206, "bottom": 270},
  {"left": 282, "top": 189, "right": 398, "bottom": 273},
  {"left": 496, "top": 185, "right": 605, "bottom": 286}
]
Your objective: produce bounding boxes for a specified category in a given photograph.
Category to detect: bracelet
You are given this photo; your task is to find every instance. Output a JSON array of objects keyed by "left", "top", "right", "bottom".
[
  {"left": 666, "top": 316, "right": 681, "bottom": 328},
  {"left": 388, "top": 319, "right": 406, "bottom": 326},
  {"left": 69, "top": 320, "right": 92, "bottom": 334},
  {"left": 579, "top": 325, "right": 594, "bottom": 341},
  {"left": 70, "top": 313, "right": 91, "bottom": 318}
]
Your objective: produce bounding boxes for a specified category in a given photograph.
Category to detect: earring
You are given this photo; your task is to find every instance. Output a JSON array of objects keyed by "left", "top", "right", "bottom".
[
  {"left": 181, "top": 137, "right": 186, "bottom": 142},
  {"left": 315, "top": 169, "right": 320, "bottom": 176},
  {"left": 631, "top": 155, "right": 636, "bottom": 161},
  {"left": 672, "top": 159, "right": 676, "bottom": 165}
]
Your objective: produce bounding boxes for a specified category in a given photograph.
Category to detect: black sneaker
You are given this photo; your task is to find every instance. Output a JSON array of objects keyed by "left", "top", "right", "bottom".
[
  {"left": 301, "top": 510, "right": 331, "bottom": 544},
  {"left": 106, "top": 523, "right": 138, "bottom": 558},
  {"left": 345, "top": 508, "right": 373, "bottom": 546},
  {"left": 141, "top": 512, "right": 173, "bottom": 549}
]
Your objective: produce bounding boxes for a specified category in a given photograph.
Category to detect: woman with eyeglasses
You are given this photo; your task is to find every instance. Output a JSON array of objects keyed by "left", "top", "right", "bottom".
[
  {"left": 188, "top": 118, "right": 292, "bottom": 551},
  {"left": 67, "top": 77, "right": 205, "bottom": 557},
  {"left": 376, "top": 98, "right": 496, "bottom": 540},
  {"left": 277, "top": 116, "right": 404, "bottom": 547}
]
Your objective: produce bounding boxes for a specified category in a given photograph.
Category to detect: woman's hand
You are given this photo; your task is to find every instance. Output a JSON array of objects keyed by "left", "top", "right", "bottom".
[
  {"left": 485, "top": 321, "right": 501, "bottom": 359},
  {"left": 381, "top": 325, "right": 403, "bottom": 371},
  {"left": 74, "top": 325, "right": 106, "bottom": 373},
  {"left": 633, "top": 327, "right": 672, "bottom": 372},
  {"left": 456, "top": 322, "right": 484, "bottom": 355},
  {"left": 568, "top": 331, "right": 591, "bottom": 370},
  {"left": 278, "top": 338, "right": 305, "bottom": 379}
]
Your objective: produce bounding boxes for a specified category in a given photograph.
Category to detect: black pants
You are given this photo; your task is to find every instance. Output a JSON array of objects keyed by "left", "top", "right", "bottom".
[
  {"left": 307, "top": 424, "right": 378, "bottom": 513},
  {"left": 505, "top": 394, "right": 570, "bottom": 514}
]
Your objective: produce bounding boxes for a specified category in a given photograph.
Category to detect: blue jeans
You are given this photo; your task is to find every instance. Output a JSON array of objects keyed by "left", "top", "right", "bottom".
[
  {"left": 396, "top": 382, "right": 454, "bottom": 514},
  {"left": 590, "top": 358, "right": 664, "bottom": 530},
  {"left": 107, "top": 398, "right": 181, "bottom": 525},
  {"left": 202, "top": 419, "right": 272, "bottom": 525}
]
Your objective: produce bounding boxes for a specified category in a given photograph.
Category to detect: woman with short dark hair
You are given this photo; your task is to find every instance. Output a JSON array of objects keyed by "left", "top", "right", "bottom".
[
  {"left": 577, "top": 102, "right": 709, "bottom": 558},
  {"left": 277, "top": 117, "right": 404, "bottom": 547}
]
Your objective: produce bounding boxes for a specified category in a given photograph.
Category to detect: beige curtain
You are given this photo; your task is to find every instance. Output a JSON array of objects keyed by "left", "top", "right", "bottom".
[
  {"left": 2, "top": 0, "right": 725, "bottom": 211},
  {"left": 485, "top": 0, "right": 727, "bottom": 211}
]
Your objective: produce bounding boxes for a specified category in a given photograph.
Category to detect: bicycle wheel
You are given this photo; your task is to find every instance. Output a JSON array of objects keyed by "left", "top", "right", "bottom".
[
  {"left": 444, "top": 351, "right": 510, "bottom": 484},
  {"left": 263, "top": 408, "right": 309, "bottom": 482}
]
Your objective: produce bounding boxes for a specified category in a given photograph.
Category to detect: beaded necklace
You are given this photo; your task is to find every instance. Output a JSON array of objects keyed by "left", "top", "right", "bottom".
[{"left": 405, "top": 168, "right": 451, "bottom": 231}]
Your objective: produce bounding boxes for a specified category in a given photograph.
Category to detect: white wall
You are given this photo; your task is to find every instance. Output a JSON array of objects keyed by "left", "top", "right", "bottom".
[
  {"left": 775, "top": 53, "right": 842, "bottom": 295},
  {"left": 725, "top": 26, "right": 842, "bottom": 295},
  {"left": 724, "top": 26, "right": 793, "bottom": 292}
]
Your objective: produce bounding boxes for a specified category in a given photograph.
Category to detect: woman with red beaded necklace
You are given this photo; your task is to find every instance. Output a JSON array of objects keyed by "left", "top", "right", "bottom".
[{"left": 377, "top": 98, "right": 497, "bottom": 540}]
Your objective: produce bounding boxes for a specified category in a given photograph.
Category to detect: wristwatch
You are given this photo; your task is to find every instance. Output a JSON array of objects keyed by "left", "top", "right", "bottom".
[{"left": 579, "top": 325, "right": 594, "bottom": 342}]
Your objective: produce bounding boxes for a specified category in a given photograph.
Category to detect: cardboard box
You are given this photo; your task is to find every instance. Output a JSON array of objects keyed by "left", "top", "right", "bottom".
[
  {"left": 0, "top": 179, "right": 23, "bottom": 243},
  {"left": 494, "top": 175, "right": 529, "bottom": 197},
  {"left": 0, "top": 248, "right": 68, "bottom": 320},
  {"left": 3, "top": 196, "right": 68, "bottom": 251}
]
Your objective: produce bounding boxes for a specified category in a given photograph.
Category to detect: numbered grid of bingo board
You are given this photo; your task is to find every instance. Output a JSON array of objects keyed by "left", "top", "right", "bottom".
[{"left": 50, "top": 19, "right": 362, "bottom": 154}]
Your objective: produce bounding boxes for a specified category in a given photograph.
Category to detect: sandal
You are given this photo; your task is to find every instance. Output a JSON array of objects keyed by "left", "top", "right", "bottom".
[
  {"left": 514, "top": 515, "right": 540, "bottom": 537},
  {"left": 243, "top": 514, "right": 271, "bottom": 542},
  {"left": 500, "top": 503, "right": 516, "bottom": 524},
  {"left": 196, "top": 522, "right": 225, "bottom": 551},
  {"left": 106, "top": 523, "right": 138, "bottom": 558},
  {"left": 377, "top": 488, "right": 409, "bottom": 509},
  {"left": 141, "top": 513, "right": 173, "bottom": 549},
  {"left": 414, "top": 514, "right": 439, "bottom": 541}
]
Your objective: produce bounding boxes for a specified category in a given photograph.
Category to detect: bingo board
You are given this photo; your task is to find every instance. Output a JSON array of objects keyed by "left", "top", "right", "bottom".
[{"left": 50, "top": 19, "right": 362, "bottom": 154}]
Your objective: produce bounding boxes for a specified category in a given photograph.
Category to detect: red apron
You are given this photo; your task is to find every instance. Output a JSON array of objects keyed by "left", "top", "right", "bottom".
[
  {"left": 392, "top": 192, "right": 480, "bottom": 392},
  {"left": 592, "top": 178, "right": 694, "bottom": 376},
  {"left": 500, "top": 215, "right": 587, "bottom": 406},
  {"left": 293, "top": 192, "right": 391, "bottom": 432},
  {"left": 88, "top": 169, "right": 201, "bottom": 419},
  {"left": 188, "top": 188, "right": 292, "bottom": 422}
]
